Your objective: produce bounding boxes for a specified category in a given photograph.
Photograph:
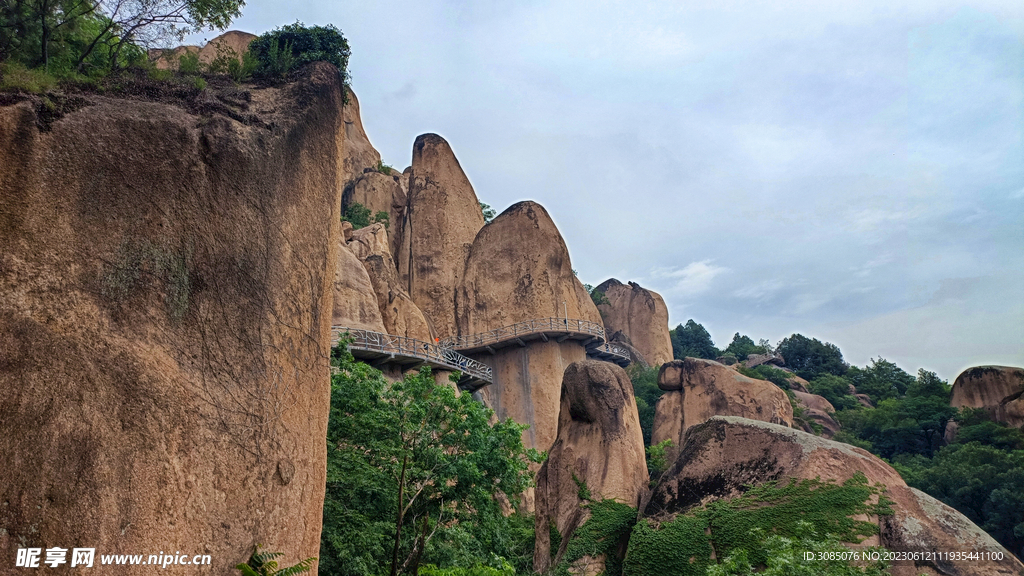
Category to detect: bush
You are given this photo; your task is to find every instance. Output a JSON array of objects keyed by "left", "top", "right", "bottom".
[
  {"left": 0, "top": 61, "right": 58, "bottom": 93},
  {"left": 179, "top": 52, "right": 202, "bottom": 74},
  {"left": 249, "top": 22, "right": 350, "bottom": 84}
]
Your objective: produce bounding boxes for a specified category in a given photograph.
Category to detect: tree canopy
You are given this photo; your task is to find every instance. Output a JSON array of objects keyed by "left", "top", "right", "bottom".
[
  {"left": 776, "top": 334, "right": 847, "bottom": 380},
  {"left": 670, "top": 319, "right": 719, "bottom": 360}
]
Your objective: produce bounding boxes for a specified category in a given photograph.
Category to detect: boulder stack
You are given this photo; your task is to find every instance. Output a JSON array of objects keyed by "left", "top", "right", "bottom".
[{"left": 594, "top": 279, "right": 673, "bottom": 367}]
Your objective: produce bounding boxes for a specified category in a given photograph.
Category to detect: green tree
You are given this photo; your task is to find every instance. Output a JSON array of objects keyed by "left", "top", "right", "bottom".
[
  {"left": 670, "top": 320, "right": 720, "bottom": 360},
  {"left": 321, "top": 344, "right": 540, "bottom": 575},
  {"left": 776, "top": 334, "right": 847, "bottom": 380},
  {"left": 845, "top": 359, "right": 915, "bottom": 404},
  {"left": 629, "top": 365, "right": 663, "bottom": 447},
  {"left": 249, "top": 22, "right": 350, "bottom": 82},
  {"left": 479, "top": 202, "right": 496, "bottom": 223},
  {"left": 808, "top": 374, "right": 861, "bottom": 411},
  {"left": 723, "top": 333, "right": 765, "bottom": 361}
]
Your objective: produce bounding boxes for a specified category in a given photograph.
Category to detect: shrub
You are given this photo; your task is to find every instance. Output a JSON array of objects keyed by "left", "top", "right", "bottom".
[
  {"left": 249, "top": 22, "right": 350, "bottom": 84},
  {"left": 375, "top": 159, "right": 394, "bottom": 174},
  {"left": 0, "top": 61, "right": 58, "bottom": 93},
  {"left": 179, "top": 52, "right": 202, "bottom": 74},
  {"left": 341, "top": 203, "right": 371, "bottom": 229},
  {"left": 372, "top": 210, "right": 390, "bottom": 230},
  {"left": 235, "top": 544, "right": 315, "bottom": 576}
]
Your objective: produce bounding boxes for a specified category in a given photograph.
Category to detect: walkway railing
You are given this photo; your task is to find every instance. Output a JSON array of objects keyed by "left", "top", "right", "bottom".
[
  {"left": 586, "top": 342, "right": 632, "bottom": 365},
  {"left": 441, "top": 317, "right": 606, "bottom": 349},
  {"left": 331, "top": 326, "right": 493, "bottom": 385}
]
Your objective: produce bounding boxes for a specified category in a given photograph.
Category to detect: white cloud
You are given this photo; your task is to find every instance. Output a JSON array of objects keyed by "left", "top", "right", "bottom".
[{"left": 650, "top": 260, "right": 729, "bottom": 297}]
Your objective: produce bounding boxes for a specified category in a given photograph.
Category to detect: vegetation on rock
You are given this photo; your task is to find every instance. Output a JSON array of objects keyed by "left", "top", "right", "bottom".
[{"left": 322, "top": 343, "right": 541, "bottom": 575}]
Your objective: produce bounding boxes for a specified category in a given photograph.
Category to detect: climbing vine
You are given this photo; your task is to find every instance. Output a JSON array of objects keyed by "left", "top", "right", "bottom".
[{"left": 622, "top": 473, "right": 892, "bottom": 576}]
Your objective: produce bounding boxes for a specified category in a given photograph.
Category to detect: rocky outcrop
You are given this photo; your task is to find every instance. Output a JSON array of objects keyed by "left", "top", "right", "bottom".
[
  {"left": 396, "top": 133, "right": 484, "bottom": 339},
  {"left": 643, "top": 417, "right": 1024, "bottom": 576},
  {"left": 342, "top": 171, "right": 408, "bottom": 256},
  {"left": 534, "top": 361, "right": 648, "bottom": 574},
  {"left": 594, "top": 279, "right": 672, "bottom": 367},
  {"left": 457, "top": 201, "right": 601, "bottom": 334},
  {"left": 951, "top": 366, "right": 1024, "bottom": 428},
  {"left": 459, "top": 201, "right": 602, "bottom": 455},
  {"left": 0, "top": 63, "right": 344, "bottom": 573},
  {"left": 332, "top": 242, "right": 387, "bottom": 332},
  {"left": 348, "top": 224, "right": 434, "bottom": 341},
  {"left": 151, "top": 30, "right": 257, "bottom": 70},
  {"left": 341, "top": 88, "right": 383, "bottom": 183},
  {"left": 652, "top": 358, "right": 793, "bottom": 461},
  {"left": 792, "top": 390, "right": 840, "bottom": 437},
  {"left": 744, "top": 352, "right": 785, "bottom": 368}
]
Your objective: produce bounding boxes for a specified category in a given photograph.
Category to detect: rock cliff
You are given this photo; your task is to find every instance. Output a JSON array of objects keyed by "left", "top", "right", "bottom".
[
  {"left": 347, "top": 223, "right": 434, "bottom": 341},
  {"left": 534, "top": 361, "right": 648, "bottom": 574},
  {"left": 341, "top": 88, "right": 383, "bottom": 184},
  {"left": 460, "top": 201, "right": 602, "bottom": 455},
  {"left": 332, "top": 242, "right": 387, "bottom": 332},
  {"left": 642, "top": 417, "right": 1024, "bottom": 576},
  {"left": 652, "top": 358, "right": 793, "bottom": 461},
  {"left": 594, "top": 279, "right": 673, "bottom": 367},
  {"left": 397, "top": 133, "right": 484, "bottom": 339},
  {"left": 0, "top": 63, "right": 343, "bottom": 574},
  {"left": 950, "top": 366, "right": 1024, "bottom": 428},
  {"left": 150, "top": 30, "right": 257, "bottom": 70}
]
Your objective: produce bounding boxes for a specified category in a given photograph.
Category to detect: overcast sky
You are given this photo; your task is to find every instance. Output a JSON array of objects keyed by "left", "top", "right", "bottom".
[{"left": 188, "top": 0, "right": 1023, "bottom": 380}]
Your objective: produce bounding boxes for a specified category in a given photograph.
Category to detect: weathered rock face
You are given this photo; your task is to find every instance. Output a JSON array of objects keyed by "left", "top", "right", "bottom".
[
  {"left": 951, "top": 366, "right": 1024, "bottom": 428},
  {"left": 341, "top": 88, "right": 383, "bottom": 184},
  {"left": 332, "top": 242, "right": 387, "bottom": 332},
  {"left": 652, "top": 358, "right": 793, "bottom": 461},
  {"left": 348, "top": 224, "right": 434, "bottom": 341},
  {"left": 643, "top": 417, "right": 1024, "bottom": 576},
  {"left": 151, "top": 30, "right": 257, "bottom": 70},
  {"left": 744, "top": 353, "right": 785, "bottom": 368},
  {"left": 396, "top": 133, "right": 484, "bottom": 339},
  {"left": 457, "top": 200, "right": 601, "bottom": 335},
  {"left": 594, "top": 279, "right": 672, "bottom": 367},
  {"left": 534, "top": 361, "right": 649, "bottom": 574},
  {"left": 792, "top": 390, "right": 840, "bottom": 438},
  {"left": 0, "top": 63, "right": 343, "bottom": 573},
  {"left": 342, "top": 171, "right": 408, "bottom": 256}
]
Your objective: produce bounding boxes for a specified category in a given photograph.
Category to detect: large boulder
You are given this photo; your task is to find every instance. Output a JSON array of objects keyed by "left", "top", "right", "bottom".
[
  {"left": 348, "top": 223, "right": 434, "bottom": 341},
  {"left": 534, "top": 361, "right": 649, "bottom": 574},
  {"left": 150, "top": 30, "right": 256, "bottom": 70},
  {"left": 332, "top": 242, "right": 387, "bottom": 332},
  {"left": 792, "top": 389, "right": 841, "bottom": 437},
  {"left": 341, "top": 88, "right": 383, "bottom": 183},
  {"left": 951, "top": 366, "right": 1024, "bottom": 428},
  {"left": 396, "top": 133, "right": 484, "bottom": 339},
  {"left": 457, "top": 200, "right": 601, "bottom": 334},
  {"left": 459, "top": 201, "right": 601, "bottom": 456},
  {"left": 594, "top": 279, "right": 673, "bottom": 366},
  {"left": 342, "top": 171, "right": 408, "bottom": 256},
  {"left": 652, "top": 358, "right": 793, "bottom": 461},
  {"left": 642, "top": 417, "right": 1024, "bottom": 576},
  {"left": 0, "top": 63, "right": 344, "bottom": 573}
]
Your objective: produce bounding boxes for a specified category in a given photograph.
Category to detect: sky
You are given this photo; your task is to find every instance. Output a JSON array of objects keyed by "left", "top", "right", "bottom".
[{"left": 186, "top": 0, "right": 1023, "bottom": 381}]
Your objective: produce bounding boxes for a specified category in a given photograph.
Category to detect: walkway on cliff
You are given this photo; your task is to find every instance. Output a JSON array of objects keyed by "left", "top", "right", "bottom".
[
  {"left": 441, "top": 317, "right": 632, "bottom": 369},
  {"left": 332, "top": 327, "right": 493, "bottom": 389},
  {"left": 332, "top": 318, "right": 631, "bottom": 392}
]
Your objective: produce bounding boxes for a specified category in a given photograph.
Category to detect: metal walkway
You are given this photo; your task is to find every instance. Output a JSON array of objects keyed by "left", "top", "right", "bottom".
[
  {"left": 332, "top": 317, "right": 631, "bottom": 391},
  {"left": 332, "top": 327, "right": 492, "bottom": 389},
  {"left": 440, "top": 317, "right": 632, "bottom": 369}
]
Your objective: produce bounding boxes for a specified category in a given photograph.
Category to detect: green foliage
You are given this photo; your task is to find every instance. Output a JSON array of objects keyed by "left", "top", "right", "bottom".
[
  {"left": 249, "top": 22, "right": 350, "bottom": 83},
  {"left": 707, "top": 522, "right": 891, "bottom": 576},
  {"left": 809, "top": 374, "right": 861, "bottom": 411},
  {"left": 646, "top": 439, "right": 673, "bottom": 479},
  {"left": 572, "top": 473, "right": 592, "bottom": 501},
  {"left": 628, "top": 365, "right": 663, "bottom": 447},
  {"left": 376, "top": 159, "right": 394, "bottom": 174},
  {"left": 0, "top": 61, "right": 58, "bottom": 92},
  {"left": 419, "top": 562, "right": 516, "bottom": 576},
  {"left": 737, "top": 364, "right": 792, "bottom": 390},
  {"left": 228, "top": 50, "right": 257, "bottom": 82},
  {"left": 623, "top": 474, "right": 891, "bottom": 576},
  {"left": 480, "top": 202, "right": 497, "bottom": 223},
  {"left": 321, "top": 343, "right": 540, "bottom": 575},
  {"left": 585, "top": 284, "right": 610, "bottom": 306},
  {"left": 894, "top": 441, "right": 1024, "bottom": 559},
  {"left": 670, "top": 319, "right": 720, "bottom": 360},
  {"left": 844, "top": 359, "right": 915, "bottom": 404},
  {"left": 178, "top": 52, "right": 201, "bottom": 74},
  {"left": 342, "top": 202, "right": 372, "bottom": 229},
  {"left": 192, "top": 75, "right": 207, "bottom": 90},
  {"left": 235, "top": 545, "right": 316, "bottom": 576},
  {"left": 556, "top": 500, "right": 637, "bottom": 576},
  {"left": 373, "top": 210, "right": 390, "bottom": 230},
  {"left": 776, "top": 334, "right": 847, "bottom": 380},
  {"left": 724, "top": 333, "right": 765, "bottom": 361}
]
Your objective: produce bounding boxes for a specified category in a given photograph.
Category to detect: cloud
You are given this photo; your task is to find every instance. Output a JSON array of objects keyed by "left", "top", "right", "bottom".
[{"left": 650, "top": 260, "right": 729, "bottom": 297}]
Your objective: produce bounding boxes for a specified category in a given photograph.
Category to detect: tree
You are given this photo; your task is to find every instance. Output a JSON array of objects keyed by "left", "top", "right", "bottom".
[
  {"left": 776, "top": 334, "right": 847, "bottom": 380},
  {"left": 321, "top": 344, "right": 540, "bottom": 575},
  {"left": 724, "top": 333, "right": 765, "bottom": 361},
  {"left": 249, "top": 22, "right": 349, "bottom": 81},
  {"left": 479, "top": 202, "right": 496, "bottom": 223},
  {"left": 845, "top": 359, "right": 915, "bottom": 404},
  {"left": 670, "top": 319, "right": 719, "bottom": 360},
  {"left": 808, "top": 374, "right": 860, "bottom": 411}
]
